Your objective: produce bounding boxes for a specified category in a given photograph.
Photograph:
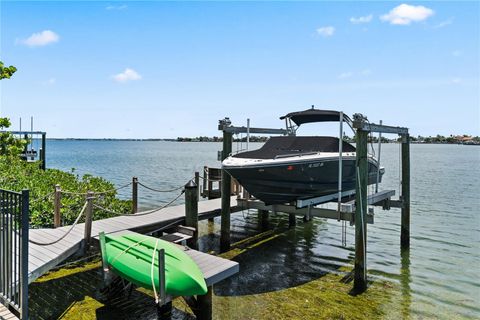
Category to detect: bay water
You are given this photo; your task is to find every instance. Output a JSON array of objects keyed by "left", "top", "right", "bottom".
[{"left": 46, "top": 140, "right": 480, "bottom": 318}]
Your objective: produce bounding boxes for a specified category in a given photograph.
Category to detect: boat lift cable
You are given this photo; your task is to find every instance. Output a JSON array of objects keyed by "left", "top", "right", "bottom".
[{"left": 29, "top": 201, "right": 88, "bottom": 246}]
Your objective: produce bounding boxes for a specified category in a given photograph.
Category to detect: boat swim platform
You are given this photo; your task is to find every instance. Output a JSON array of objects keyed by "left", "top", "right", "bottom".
[{"left": 27, "top": 195, "right": 242, "bottom": 284}]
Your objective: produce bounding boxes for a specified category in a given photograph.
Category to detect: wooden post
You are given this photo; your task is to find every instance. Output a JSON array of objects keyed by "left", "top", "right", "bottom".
[
  {"left": 195, "top": 171, "right": 200, "bottom": 198},
  {"left": 401, "top": 134, "right": 410, "bottom": 249},
  {"left": 220, "top": 129, "right": 232, "bottom": 252},
  {"left": 158, "top": 248, "right": 166, "bottom": 305},
  {"left": 185, "top": 180, "right": 198, "bottom": 249},
  {"left": 289, "top": 213, "right": 296, "bottom": 227},
  {"left": 202, "top": 166, "right": 208, "bottom": 197},
  {"left": 132, "top": 177, "right": 138, "bottom": 214},
  {"left": 196, "top": 286, "right": 213, "bottom": 320},
  {"left": 99, "top": 232, "right": 113, "bottom": 286},
  {"left": 40, "top": 132, "right": 46, "bottom": 170},
  {"left": 258, "top": 209, "right": 269, "bottom": 230},
  {"left": 84, "top": 191, "right": 94, "bottom": 251},
  {"left": 354, "top": 129, "right": 368, "bottom": 292},
  {"left": 54, "top": 184, "right": 62, "bottom": 228}
]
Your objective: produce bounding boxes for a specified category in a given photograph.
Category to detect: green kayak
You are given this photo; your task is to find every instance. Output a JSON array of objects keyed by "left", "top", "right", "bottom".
[{"left": 101, "top": 233, "right": 207, "bottom": 296}]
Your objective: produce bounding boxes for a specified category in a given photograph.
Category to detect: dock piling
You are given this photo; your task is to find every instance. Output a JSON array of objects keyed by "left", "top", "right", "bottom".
[
  {"left": 40, "top": 132, "right": 46, "bottom": 170},
  {"left": 220, "top": 121, "right": 232, "bottom": 252},
  {"left": 354, "top": 128, "right": 368, "bottom": 292},
  {"left": 184, "top": 180, "right": 199, "bottom": 249},
  {"left": 132, "top": 177, "right": 138, "bottom": 214},
  {"left": 54, "top": 184, "right": 62, "bottom": 228},
  {"left": 84, "top": 191, "right": 94, "bottom": 251},
  {"left": 196, "top": 286, "right": 213, "bottom": 320},
  {"left": 401, "top": 134, "right": 410, "bottom": 249}
]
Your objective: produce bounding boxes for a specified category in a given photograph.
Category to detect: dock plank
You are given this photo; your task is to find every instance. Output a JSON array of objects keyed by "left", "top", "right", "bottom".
[{"left": 25, "top": 197, "right": 241, "bottom": 285}]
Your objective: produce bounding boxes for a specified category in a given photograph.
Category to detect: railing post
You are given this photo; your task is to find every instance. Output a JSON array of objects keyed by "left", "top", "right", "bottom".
[
  {"left": 401, "top": 134, "right": 410, "bottom": 249},
  {"left": 184, "top": 180, "right": 198, "bottom": 249},
  {"left": 202, "top": 166, "right": 207, "bottom": 197},
  {"left": 54, "top": 184, "right": 62, "bottom": 228},
  {"left": 21, "top": 189, "right": 29, "bottom": 320},
  {"left": 84, "top": 191, "right": 94, "bottom": 251},
  {"left": 132, "top": 177, "right": 138, "bottom": 214},
  {"left": 194, "top": 171, "right": 200, "bottom": 198},
  {"left": 354, "top": 129, "right": 368, "bottom": 292}
]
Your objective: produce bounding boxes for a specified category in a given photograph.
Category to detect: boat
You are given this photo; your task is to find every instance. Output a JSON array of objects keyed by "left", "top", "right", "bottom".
[
  {"left": 222, "top": 108, "right": 384, "bottom": 205},
  {"left": 101, "top": 233, "right": 208, "bottom": 296}
]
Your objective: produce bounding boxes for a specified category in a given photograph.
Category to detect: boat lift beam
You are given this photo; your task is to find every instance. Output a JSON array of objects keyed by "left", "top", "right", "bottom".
[
  {"left": 351, "top": 118, "right": 409, "bottom": 135},
  {"left": 219, "top": 124, "right": 288, "bottom": 135},
  {"left": 236, "top": 198, "right": 374, "bottom": 224}
]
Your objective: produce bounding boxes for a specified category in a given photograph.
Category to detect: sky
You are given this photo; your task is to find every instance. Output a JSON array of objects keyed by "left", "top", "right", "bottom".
[{"left": 0, "top": 1, "right": 479, "bottom": 138}]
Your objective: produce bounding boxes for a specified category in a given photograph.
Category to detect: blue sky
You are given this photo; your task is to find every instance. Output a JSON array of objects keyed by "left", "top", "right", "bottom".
[{"left": 1, "top": 1, "right": 479, "bottom": 138}]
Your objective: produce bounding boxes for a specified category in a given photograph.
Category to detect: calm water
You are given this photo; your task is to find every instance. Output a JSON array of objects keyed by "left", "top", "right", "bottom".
[{"left": 46, "top": 140, "right": 480, "bottom": 319}]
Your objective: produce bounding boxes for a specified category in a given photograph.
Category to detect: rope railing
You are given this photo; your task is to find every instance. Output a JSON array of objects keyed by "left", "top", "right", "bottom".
[
  {"left": 93, "top": 190, "right": 185, "bottom": 217},
  {"left": 29, "top": 201, "right": 88, "bottom": 246},
  {"left": 60, "top": 182, "right": 132, "bottom": 196},
  {"left": 29, "top": 191, "right": 55, "bottom": 204},
  {"left": 138, "top": 181, "right": 184, "bottom": 193}
]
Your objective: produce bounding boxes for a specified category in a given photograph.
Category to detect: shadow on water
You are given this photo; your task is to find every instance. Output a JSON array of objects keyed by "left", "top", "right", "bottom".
[{"left": 201, "top": 211, "right": 351, "bottom": 297}]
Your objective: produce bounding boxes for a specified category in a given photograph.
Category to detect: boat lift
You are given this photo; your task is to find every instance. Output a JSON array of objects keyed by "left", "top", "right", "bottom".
[{"left": 218, "top": 109, "right": 410, "bottom": 292}]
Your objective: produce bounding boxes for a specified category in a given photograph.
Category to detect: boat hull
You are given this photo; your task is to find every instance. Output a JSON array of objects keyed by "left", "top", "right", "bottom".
[
  {"left": 104, "top": 233, "right": 207, "bottom": 296},
  {"left": 223, "top": 156, "right": 382, "bottom": 205}
]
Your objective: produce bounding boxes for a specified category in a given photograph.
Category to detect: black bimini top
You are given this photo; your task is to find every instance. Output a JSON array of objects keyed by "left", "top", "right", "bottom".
[
  {"left": 280, "top": 108, "right": 351, "bottom": 126},
  {"left": 233, "top": 136, "right": 356, "bottom": 160}
]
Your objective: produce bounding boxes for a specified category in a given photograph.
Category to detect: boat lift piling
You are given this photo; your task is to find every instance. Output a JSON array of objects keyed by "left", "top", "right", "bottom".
[
  {"left": 218, "top": 118, "right": 288, "bottom": 251},
  {"left": 218, "top": 112, "right": 410, "bottom": 292}
]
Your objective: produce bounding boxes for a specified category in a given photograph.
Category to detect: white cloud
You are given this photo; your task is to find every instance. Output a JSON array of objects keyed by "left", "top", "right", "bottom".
[
  {"left": 106, "top": 4, "right": 127, "bottom": 10},
  {"left": 452, "top": 50, "right": 462, "bottom": 57},
  {"left": 381, "top": 4, "right": 434, "bottom": 25},
  {"left": 338, "top": 72, "right": 353, "bottom": 79},
  {"left": 350, "top": 14, "right": 373, "bottom": 24},
  {"left": 361, "top": 69, "right": 372, "bottom": 76},
  {"left": 18, "top": 30, "right": 59, "bottom": 47},
  {"left": 316, "top": 26, "right": 335, "bottom": 37},
  {"left": 41, "top": 78, "right": 56, "bottom": 86},
  {"left": 112, "top": 68, "right": 142, "bottom": 83},
  {"left": 433, "top": 17, "right": 454, "bottom": 29},
  {"left": 452, "top": 77, "right": 462, "bottom": 84}
]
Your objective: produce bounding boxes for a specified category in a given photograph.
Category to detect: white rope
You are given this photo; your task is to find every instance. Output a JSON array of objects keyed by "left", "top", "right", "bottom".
[
  {"left": 29, "top": 201, "right": 88, "bottom": 246},
  {"left": 151, "top": 238, "right": 160, "bottom": 304},
  {"left": 93, "top": 190, "right": 185, "bottom": 217},
  {"left": 60, "top": 182, "right": 132, "bottom": 196},
  {"left": 138, "top": 182, "right": 184, "bottom": 193}
]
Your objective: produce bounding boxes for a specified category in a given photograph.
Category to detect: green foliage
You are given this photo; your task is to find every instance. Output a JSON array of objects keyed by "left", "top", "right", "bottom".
[
  {"left": 0, "top": 117, "right": 28, "bottom": 156},
  {"left": 0, "top": 61, "right": 17, "bottom": 80},
  {"left": 0, "top": 157, "right": 132, "bottom": 228}
]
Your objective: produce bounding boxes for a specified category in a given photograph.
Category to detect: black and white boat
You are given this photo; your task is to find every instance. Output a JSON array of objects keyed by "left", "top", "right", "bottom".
[{"left": 222, "top": 108, "right": 384, "bottom": 205}]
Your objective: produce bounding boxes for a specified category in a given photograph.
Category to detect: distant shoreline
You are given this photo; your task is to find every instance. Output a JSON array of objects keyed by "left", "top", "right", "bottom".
[{"left": 44, "top": 138, "right": 479, "bottom": 145}]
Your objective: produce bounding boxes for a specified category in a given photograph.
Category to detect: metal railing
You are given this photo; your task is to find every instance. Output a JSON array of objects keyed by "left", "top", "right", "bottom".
[{"left": 0, "top": 189, "right": 29, "bottom": 319}]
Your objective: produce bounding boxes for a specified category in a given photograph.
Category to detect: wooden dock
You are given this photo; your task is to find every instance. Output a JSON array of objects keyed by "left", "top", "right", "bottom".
[
  {"left": 27, "top": 195, "right": 241, "bottom": 283},
  {"left": 0, "top": 304, "right": 18, "bottom": 320}
]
